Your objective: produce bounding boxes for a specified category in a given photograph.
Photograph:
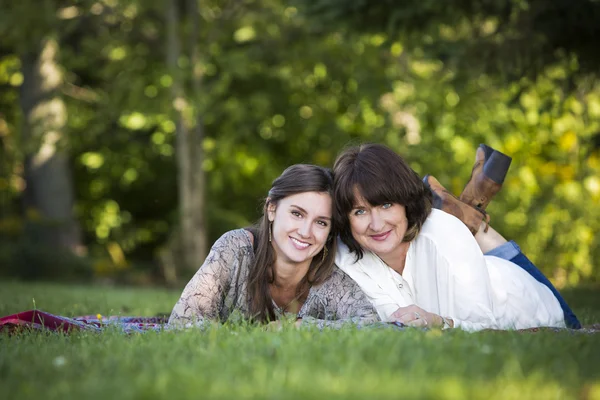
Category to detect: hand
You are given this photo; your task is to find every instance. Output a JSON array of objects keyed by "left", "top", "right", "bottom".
[
  {"left": 265, "top": 319, "right": 303, "bottom": 331},
  {"left": 265, "top": 320, "right": 283, "bottom": 331},
  {"left": 390, "top": 305, "right": 443, "bottom": 328}
]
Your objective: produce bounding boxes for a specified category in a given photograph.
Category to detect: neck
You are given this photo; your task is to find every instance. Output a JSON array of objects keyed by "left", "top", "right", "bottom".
[
  {"left": 378, "top": 241, "right": 410, "bottom": 275},
  {"left": 272, "top": 259, "right": 311, "bottom": 290}
]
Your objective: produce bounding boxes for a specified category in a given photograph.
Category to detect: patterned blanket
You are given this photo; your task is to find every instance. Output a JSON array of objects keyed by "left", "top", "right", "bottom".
[
  {"left": 0, "top": 310, "right": 168, "bottom": 334},
  {"left": 2, "top": 310, "right": 598, "bottom": 334}
]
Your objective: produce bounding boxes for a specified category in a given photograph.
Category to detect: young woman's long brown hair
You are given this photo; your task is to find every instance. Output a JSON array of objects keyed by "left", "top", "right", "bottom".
[{"left": 247, "top": 164, "right": 337, "bottom": 323}]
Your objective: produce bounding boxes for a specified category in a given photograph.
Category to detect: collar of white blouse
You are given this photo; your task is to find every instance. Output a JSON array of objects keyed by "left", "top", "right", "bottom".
[{"left": 336, "top": 242, "right": 414, "bottom": 322}]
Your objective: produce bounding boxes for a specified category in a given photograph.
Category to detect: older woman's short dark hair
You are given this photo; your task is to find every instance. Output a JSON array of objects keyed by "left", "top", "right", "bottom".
[{"left": 333, "top": 143, "right": 432, "bottom": 259}]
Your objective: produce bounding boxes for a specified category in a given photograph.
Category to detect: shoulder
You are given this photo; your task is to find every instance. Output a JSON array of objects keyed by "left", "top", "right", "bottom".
[
  {"left": 418, "top": 209, "right": 473, "bottom": 243},
  {"left": 314, "top": 265, "right": 361, "bottom": 291},
  {"left": 218, "top": 228, "right": 253, "bottom": 244},
  {"left": 414, "top": 209, "right": 482, "bottom": 259},
  {"left": 198, "top": 229, "right": 255, "bottom": 279},
  {"left": 421, "top": 209, "right": 471, "bottom": 236},
  {"left": 209, "top": 229, "right": 254, "bottom": 256},
  {"left": 326, "top": 265, "right": 352, "bottom": 283}
]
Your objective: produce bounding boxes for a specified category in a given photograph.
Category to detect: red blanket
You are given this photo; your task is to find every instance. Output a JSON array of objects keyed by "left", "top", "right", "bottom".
[{"left": 0, "top": 310, "right": 167, "bottom": 334}]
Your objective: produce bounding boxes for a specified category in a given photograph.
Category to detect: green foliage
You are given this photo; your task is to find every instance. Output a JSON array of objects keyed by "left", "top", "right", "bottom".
[
  {"left": 0, "top": 241, "right": 92, "bottom": 282},
  {"left": 0, "top": 221, "right": 92, "bottom": 282},
  {"left": 1, "top": 282, "right": 600, "bottom": 400},
  {"left": 0, "top": 0, "right": 598, "bottom": 284},
  {"left": 299, "top": 0, "right": 600, "bottom": 77}
]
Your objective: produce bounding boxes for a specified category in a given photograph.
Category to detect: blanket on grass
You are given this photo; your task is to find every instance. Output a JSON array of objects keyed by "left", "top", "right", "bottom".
[
  {"left": 0, "top": 310, "right": 167, "bottom": 334},
  {"left": 2, "top": 310, "right": 599, "bottom": 334}
]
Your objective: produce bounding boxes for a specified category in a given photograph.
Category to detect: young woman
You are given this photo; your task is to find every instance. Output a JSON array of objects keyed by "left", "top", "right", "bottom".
[
  {"left": 332, "top": 143, "right": 580, "bottom": 331},
  {"left": 168, "top": 164, "right": 378, "bottom": 328}
]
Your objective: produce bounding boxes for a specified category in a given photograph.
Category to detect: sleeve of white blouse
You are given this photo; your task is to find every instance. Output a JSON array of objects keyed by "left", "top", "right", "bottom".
[
  {"left": 167, "top": 230, "right": 243, "bottom": 328},
  {"left": 298, "top": 268, "right": 381, "bottom": 329},
  {"left": 425, "top": 212, "right": 500, "bottom": 332}
]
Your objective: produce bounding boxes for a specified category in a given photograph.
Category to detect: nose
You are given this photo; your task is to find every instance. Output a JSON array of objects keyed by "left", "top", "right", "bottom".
[
  {"left": 297, "top": 219, "right": 312, "bottom": 238},
  {"left": 369, "top": 209, "right": 384, "bottom": 231}
]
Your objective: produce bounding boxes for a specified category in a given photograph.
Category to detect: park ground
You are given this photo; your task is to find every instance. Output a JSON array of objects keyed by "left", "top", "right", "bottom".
[{"left": 1, "top": 281, "right": 599, "bottom": 400}]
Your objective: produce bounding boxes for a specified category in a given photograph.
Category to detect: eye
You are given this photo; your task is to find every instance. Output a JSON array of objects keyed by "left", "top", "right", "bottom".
[
  {"left": 382, "top": 203, "right": 392, "bottom": 209},
  {"left": 353, "top": 209, "right": 366, "bottom": 216},
  {"left": 316, "top": 220, "right": 329, "bottom": 227},
  {"left": 291, "top": 210, "right": 302, "bottom": 218}
]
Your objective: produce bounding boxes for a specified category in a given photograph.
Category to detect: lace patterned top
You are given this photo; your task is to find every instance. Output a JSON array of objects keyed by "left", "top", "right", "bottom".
[{"left": 168, "top": 229, "right": 379, "bottom": 329}]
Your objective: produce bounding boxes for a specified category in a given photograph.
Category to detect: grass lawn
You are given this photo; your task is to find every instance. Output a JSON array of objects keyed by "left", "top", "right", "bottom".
[{"left": 1, "top": 281, "right": 599, "bottom": 400}]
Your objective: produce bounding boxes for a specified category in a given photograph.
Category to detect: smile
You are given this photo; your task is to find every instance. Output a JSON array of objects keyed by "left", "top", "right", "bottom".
[
  {"left": 369, "top": 230, "right": 391, "bottom": 241},
  {"left": 290, "top": 237, "right": 311, "bottom": 250}
]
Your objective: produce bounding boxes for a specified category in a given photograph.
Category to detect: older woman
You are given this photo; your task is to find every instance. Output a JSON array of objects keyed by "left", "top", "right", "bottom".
[
  {"left": 333, "top": 143, "right": 579, "bottom": 331},
  {"left": 168, "top": 164, "right": 378, "bottom": 329}
]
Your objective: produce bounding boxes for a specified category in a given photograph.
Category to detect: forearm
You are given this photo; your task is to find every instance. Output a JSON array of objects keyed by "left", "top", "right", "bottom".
[
  {"left": 166, "top": 314, "right": 213, "bottom": 330},
  {"left": 298, "top": 315, "right": 381, "bottom": 330}
]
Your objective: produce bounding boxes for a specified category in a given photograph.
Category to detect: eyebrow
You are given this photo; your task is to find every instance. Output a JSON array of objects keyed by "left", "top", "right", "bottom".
[
  {"left": 351, "top": 201, "right": 368, "bottom": 209},
  {"left": 290, "top": 205, "right": 331, "bottom": 220}
]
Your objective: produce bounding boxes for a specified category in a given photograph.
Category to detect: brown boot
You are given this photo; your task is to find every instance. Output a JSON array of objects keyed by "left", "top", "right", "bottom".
[
  {"left": 459, "top": 144, "right": 512, "bottom": 211},
  {"left": 423, "top": 175, "right": 489, "bottom": 235}
]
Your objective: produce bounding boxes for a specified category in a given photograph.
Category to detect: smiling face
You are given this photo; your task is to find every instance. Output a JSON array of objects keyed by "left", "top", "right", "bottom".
[
  {"left": 267, "top": 191, "right": 332, "bottom": 266},
  {"left": 333, "top": 144, "right": 433, "bottom": 260},
  {"left": 348, "top": 187, "right": 408, "bottom": 259}
]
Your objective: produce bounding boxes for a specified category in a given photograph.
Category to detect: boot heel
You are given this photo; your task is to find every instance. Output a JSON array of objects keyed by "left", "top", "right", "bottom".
[{"left": 483, "top": 151, "right": 512, "bottom": 184}]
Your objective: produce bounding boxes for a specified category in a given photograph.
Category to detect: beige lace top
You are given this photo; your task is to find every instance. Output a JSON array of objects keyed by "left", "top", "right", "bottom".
[{"left": 168, "top": 229, "right": 379, "bottom": 329}]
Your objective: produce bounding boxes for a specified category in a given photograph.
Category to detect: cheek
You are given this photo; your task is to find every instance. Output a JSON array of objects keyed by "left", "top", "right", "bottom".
[
  {"left": 349, "top": 217, "right": 365, "bottom": 234},
  {"left": 272, "top": 220, "right": 289, "bottom": 239},
  {"left": 317, "top": 227, "right": 331, "bottom": 244}
]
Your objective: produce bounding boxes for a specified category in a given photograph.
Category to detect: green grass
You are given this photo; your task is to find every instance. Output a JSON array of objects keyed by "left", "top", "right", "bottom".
[{"left": 1, "top": 281, "right": 599, "bottom": 400}]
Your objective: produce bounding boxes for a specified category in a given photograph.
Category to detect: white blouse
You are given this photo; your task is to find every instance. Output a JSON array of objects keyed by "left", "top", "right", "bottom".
[{"left": 336, "top": 209, "right": 565, "bottom": 331}]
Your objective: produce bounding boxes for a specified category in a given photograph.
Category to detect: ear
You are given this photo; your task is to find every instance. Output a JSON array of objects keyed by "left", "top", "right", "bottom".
[{"left": 266, "top": 199, "right": 276, "bottom": 222}]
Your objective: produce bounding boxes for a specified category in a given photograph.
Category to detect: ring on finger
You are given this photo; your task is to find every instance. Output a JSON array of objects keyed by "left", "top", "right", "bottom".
[{"left": 414, "top": 311, "right": 421, "bottom": 319}]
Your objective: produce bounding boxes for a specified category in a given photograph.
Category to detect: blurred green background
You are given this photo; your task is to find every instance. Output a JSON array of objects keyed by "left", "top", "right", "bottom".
[{"left": 1, "top": 0, "right": 599, "bottom": 288}]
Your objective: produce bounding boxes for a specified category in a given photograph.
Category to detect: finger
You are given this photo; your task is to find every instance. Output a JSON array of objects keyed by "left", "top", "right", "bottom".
[
  {"left": 406, "top": 318, "right": 427, "bottom": 328},
  {"left": 390, "top": 308, "right": 409, "bottom": 319},
  {"left": 396, "top": 312, "right": 418, "bottom": 324},
  {"left": 391, "top": 305, "right": 418, "bottom": 318}
]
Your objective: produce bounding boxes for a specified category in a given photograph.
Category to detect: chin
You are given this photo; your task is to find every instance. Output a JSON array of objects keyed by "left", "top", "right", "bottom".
[
  {"left": 286, "top": 251, "right": 312, "bottom": 264},
  {"left": 366, "top": 243, "right": 394, "bottom": 255}
]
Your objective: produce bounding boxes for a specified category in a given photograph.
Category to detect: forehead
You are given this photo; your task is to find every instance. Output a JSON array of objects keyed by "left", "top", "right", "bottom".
[
  {"left": 352, "top": 186, "right": 369, "bottom": 207},
  {"left": 350, "top": 183, "right": 397, "bottom": 209},
  {"left": 278, "top": 191, "right": 332, "bottom": 216}
]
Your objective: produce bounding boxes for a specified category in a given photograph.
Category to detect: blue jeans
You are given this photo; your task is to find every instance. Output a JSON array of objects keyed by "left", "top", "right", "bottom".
[{"left": 485, "top": 241, "right": 581, "bottom": 329}]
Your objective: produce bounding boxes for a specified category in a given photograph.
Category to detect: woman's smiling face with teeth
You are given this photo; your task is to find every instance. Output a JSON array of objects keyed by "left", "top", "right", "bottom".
[
  {"left": 348, "top": 188, "right": 408, "bottom": 258},
  {"left": 268, "top": 191, "right": 332, "bottom": 266}
]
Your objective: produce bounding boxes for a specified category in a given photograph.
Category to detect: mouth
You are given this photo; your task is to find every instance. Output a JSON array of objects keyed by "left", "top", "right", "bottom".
[
  {"left": 369, "top": 230, "right": 391, "bottom": 241},
  {"left": 290, "top": 237, "right": 311, "bottom": 250}
]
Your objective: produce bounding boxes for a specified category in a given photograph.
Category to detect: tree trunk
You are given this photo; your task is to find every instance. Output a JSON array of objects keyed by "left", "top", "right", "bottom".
[
  {"left": 0, "top": 115, "right": 15, "bottom": 220},
  {"left": 165, "top": 0, "right": 207, "bottom": 282},
  {"left": 187, "top": 0, "right": 207, "bottom": 270},
  {"left": 19, "top": 37, "right": 82, "bottom": 252}
]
